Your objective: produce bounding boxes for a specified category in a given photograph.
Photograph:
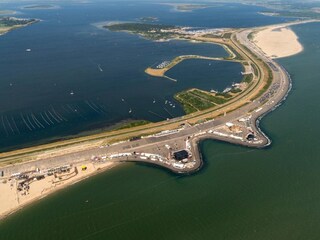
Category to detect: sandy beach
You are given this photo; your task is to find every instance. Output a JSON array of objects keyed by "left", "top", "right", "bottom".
[
  {"left": 0, "top": 19, "right": 318, "bottom": 223},
  {"left": 252, "top": 20, "right": 320, "bottom": 59},
  {"left": 252, "top": 26, "right": 303, "bottom": 59},
  {"left": 0, "top": 161, "right": 118, "bottom": 220}
]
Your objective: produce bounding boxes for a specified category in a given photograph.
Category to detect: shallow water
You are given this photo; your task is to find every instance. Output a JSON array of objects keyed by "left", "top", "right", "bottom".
[{"left": 166, "top": 59, "right": 243, "bottom": 92}]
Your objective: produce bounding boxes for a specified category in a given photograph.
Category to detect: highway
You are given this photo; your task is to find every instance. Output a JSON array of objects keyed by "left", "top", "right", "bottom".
[{"left": 0, "top": 25, "right": 292, "bottom": 177}]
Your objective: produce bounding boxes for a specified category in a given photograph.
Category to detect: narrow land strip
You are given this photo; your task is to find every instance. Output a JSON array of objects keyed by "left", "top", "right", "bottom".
[{"left": 0, "top": 19, "right": 316, "bottom": 220}]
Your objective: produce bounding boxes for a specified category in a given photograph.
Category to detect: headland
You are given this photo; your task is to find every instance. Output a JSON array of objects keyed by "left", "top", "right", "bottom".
[{"left": 0, "top": 17, "right": 38, "bottom": 35}]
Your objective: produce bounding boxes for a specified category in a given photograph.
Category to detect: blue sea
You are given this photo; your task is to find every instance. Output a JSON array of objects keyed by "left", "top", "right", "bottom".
[{"left": 0, "top": 1, "right": 290, "bottom": 151}]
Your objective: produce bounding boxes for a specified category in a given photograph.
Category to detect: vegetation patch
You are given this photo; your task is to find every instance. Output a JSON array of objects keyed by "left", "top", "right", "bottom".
[
  {"left": 251, "top": 63, "right": 259, "bottom": 76},
  {"left": 105, "top": 23, "right": 177, "bottom": 40},
  {"left": 116, "top": 120, "right": 151, "bottom": 130},
  {"left": 174, "top": 88, "right": 236, "bottom": 114},
  {"left": 216, "top": 92, "right": 232, "bottom": 98},
  {"left": 223, "top": 45, "right": 243, "bottom": 60},
  {"left": 222, "top": 32, "right": 232, "bottom": 39},
  {"left": 191, "top": 89, "right": 228, "bottom": 104},
  {"left": 242, "top": 73, "right": 253, "bottom": 83},
  {"left": 230, "top": 88, "right": 242, "bottom": 94},
  {"left": 248, "top": 32, "right": 255, "bottom": 40},
  {"left": 0, "top": 17, "right": 36, "bottom": 27},
  {"left": 175, "top": 91, "right": 215, "bottom": 111}
]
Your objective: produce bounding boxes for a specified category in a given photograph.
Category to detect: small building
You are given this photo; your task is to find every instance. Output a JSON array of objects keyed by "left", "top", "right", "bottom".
[
  {"left": 173, "top": 150, "right": 189, "bottom": 161},
  {"left": 246, "top": 133, "right": 255, "bottom": 141},
  {"left": 226, "top": 122, "right": 234, "bottom": 127}
]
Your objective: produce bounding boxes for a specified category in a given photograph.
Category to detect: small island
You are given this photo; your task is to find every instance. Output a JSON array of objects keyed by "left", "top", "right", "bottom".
[
  {"left": 176, "top": 4, "right": 210, "bottom": 12},
  {"left": 22, "top": 5, "right": 58, "bottom": 10},
  {"left": 104, "top": 22, "right": 180, "bottom": 41},
  {"left": 0, "top": 17, "right": 39, "bottom": 35},
  {"left": 164, "top": 3, "right": 212, "bottom": 12}
]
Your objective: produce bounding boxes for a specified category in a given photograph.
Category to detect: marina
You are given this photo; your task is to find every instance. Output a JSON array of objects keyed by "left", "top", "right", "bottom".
[{"left": 156, "top": 61, "right": 171, "bottom": 69}]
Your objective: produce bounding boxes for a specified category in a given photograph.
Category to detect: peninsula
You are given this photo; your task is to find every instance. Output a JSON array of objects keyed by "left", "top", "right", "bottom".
[
  {"left": 0, "top": 10, "right": 16, "bottom": 15},
  {"left": 0, "top": 19, "right": 316, "bottom": 220},
  {"left": 0, "top": 17, "right": 38, "bottom": 35}
]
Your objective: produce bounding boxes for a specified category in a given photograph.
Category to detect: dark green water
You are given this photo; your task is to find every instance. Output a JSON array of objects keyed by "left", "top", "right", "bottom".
[{"left": 1, "top": 22, "right": 320, "bottom": 240}]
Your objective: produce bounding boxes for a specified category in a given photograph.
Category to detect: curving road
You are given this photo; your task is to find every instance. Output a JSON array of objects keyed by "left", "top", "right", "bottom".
[{"left": 0, "top": 23, "right": 295, "bottom": 176}]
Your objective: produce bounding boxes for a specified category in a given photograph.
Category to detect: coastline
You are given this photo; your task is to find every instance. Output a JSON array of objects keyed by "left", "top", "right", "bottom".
[
  {"left": 0, "top": 161, "right": 120, "bottom": 221},
  {"left": 252, "top": 20, "right": 319, "bottom": 59},
  {"left": 253, "top": 26, "right": 303, "bottom": 58},
  {"left": 0, "top": 19, "right": 39, "bottom": 36},
  {"left": 0, "top": 20, "right": 315, "bottom": 222}
]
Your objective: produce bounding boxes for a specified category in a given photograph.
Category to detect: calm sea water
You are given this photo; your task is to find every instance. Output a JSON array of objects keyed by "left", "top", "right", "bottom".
[
  {"left": 3, "top": 2, "right": 319, "bottom": 240},
  {"left": 0, "top": 1, "right": 289, "bottom": 151},
  {"left": 166, "top": 59, "right": 243, "bottom": 92}
]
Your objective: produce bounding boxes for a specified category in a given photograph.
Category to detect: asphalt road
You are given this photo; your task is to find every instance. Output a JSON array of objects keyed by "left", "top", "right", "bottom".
[{"left": 0, "top": 27, "right": 292, "bottom": 176}]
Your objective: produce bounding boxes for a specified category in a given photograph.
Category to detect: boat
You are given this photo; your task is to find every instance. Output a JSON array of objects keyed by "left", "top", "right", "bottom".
[
  {"left": 129, "top": 109, "right": 132, "bottom": 113},
  {"left": 223, "top": 87, "right": 232, "bottom": 93},
  {"left": 210, "top": 89, "right": 217, "bottom": 93},
  {"left": 25, "top": 49, "right": 31, "bottom": 52},
  {"left": 70, "top": 90, "right": 74, "bottom": 95},
  {"left": 153, "top": 99, "right": 156, "bottom": 104}
]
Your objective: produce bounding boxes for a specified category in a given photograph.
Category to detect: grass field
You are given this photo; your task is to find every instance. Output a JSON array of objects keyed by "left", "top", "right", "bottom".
[
  {"left": 174, "top": 89, "right": 234, "bottom": 114},
  {"left": 116, "top": 120, "right": 151, "bottom": 130}
]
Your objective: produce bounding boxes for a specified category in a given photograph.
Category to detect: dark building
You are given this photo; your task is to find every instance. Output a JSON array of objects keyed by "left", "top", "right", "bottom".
[
  {"left": 173, "top": 150, "right": 189, "bottom": 161},
  {"left": 246, "top": 133, "right": 255, "bottom": 141},
  {"left": 130, "top": 136, "right": 141, "bottom": 141}
]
